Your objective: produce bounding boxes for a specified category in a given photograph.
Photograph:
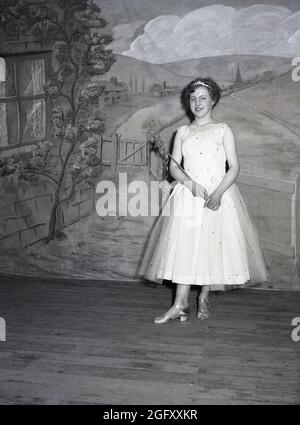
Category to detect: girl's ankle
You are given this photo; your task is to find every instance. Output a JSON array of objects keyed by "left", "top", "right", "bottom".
[
  {"left": 174, "top": 301, "right": 189, "bottom": 310},
  {"left": 198, "top": 294, "right": 209, "bottom": 301}
]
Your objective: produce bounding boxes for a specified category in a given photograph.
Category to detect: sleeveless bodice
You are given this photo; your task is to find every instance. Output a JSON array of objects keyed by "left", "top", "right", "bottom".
[{"left": 180, "top": 123, "right": 228, "bottom": 194}]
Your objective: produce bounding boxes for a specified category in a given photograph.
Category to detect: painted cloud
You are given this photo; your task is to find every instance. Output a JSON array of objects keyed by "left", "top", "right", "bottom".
[
  {"left": 109, "top": 21, "right": 145, "bottom": 54},
  {"left": 121, "top": 4, "right": 300, "bottom": 63}
]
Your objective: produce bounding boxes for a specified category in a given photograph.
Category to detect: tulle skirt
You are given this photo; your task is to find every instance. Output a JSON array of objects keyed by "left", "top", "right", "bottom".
[{"left": 138, "top": 182, "right": 268, "bottom": 291}]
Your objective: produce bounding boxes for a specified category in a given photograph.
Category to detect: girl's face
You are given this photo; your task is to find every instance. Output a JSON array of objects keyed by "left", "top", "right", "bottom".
[{"left": 189, "top": 86, "right": 213, "bottom": 118}]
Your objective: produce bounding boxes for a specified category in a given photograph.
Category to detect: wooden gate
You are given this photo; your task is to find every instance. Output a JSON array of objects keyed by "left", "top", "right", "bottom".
[{"left": 99, "top": 133, "right": 150, "bottom": 175}]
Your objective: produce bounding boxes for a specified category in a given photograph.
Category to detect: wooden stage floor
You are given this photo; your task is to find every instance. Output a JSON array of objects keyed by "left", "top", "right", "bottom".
[{"left": 0, "top": 274, "right": 299, "bottom": 405}]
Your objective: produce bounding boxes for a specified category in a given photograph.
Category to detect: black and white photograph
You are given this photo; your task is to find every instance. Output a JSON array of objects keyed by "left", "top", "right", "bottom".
[{"left": 0, "top": 0, "right": 300, "bottom": 408}]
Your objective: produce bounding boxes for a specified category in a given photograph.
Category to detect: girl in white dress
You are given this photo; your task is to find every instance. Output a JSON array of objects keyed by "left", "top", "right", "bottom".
[{"left": 139, "top": 77, "right": 268, "bottom": 324}]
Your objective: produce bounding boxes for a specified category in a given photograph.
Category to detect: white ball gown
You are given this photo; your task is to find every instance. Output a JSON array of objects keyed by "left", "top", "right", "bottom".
[{"left": 139, "top": 123, "right": 268, "bottom": 291}]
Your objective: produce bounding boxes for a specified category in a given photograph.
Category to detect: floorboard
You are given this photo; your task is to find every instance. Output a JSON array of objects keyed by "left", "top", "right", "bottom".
[{"left": 0, "top": 274, "right": 299, "bottom": 404}]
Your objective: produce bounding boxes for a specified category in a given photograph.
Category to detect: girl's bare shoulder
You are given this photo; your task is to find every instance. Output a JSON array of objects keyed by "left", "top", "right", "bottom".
[
  {"left": 176, "top": 125, "right": 188, "bottom": 138},
  {"left": 177, "top": 124, "right": 188, "bottom": 132},
  {"left": 220, "top": 122, "right": 230, "bottom": 128},
  {"left": 213, "top": 121, "right": 231, "bottom": 130},
  {"left": 220, "top": 122, "right": 235, "bottom": 135}
]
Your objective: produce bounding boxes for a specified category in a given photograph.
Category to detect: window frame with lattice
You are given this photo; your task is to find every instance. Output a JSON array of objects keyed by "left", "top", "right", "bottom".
[{"left": 0, "top": 51, "right": 51, "bottom": 151}]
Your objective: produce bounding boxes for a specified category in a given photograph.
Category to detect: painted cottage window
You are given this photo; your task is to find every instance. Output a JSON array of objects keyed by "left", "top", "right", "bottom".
[{"left": 0, "top": 53, "right": 49, "bottom": 150}]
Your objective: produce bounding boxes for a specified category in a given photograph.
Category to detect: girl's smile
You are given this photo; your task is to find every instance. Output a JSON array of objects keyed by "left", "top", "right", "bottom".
[{"left": 189, "top": 86, "right": 213, "bottom": 119}]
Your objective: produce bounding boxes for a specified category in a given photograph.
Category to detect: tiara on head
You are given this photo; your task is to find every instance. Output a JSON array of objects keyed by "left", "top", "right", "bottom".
[{"left": 191, "top": 80, "right": 211, "bottom": 89}]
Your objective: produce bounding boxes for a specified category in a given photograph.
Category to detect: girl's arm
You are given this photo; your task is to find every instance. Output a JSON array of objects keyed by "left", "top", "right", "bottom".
[
  {"left": 170, "top": 127, "right": 207, "bottom": 199},
  {"left": 204, "top": 124, "right": 240, "bottom": 210}
]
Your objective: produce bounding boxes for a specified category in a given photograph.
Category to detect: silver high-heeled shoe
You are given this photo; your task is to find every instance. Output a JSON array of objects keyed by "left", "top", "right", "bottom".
[
  {"left": 197, "top": 298, "right": 210, "bottom": 320},
  {"left": 154, "top": 304, "right": 190, "bottom": 324}
]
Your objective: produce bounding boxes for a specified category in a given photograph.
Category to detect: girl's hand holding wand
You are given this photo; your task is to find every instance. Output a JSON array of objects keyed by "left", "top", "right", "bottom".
[
  {"left": 150, "top": 135, "right": 208, "bottom": 200},
  {"left": 191, "top": 181, "right": 208, "bottom": 200}
]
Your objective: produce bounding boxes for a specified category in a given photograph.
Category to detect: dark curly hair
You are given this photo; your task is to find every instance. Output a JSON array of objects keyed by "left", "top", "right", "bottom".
[{"left": 182, "top": 77, "right": 221, "bottom": 111}]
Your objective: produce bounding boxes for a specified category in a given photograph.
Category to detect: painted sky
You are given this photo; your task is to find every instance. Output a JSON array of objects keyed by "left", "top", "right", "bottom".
[{"left": 99, "top": 1, "right": 300, "bottom": 63}]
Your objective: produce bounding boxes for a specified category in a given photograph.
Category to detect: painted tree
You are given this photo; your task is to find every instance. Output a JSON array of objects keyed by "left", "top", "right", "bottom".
[
  {"left": 134, "top": 75, "right": 138, "bottom": 93},
  {"left": 234, "top": 62, "right": 243, "bottom": 88},
  {"left": 142, "top": 76, "right": 145, "bottom": 92},
  {"left": 0, "top": 0, "right": 116, "bottom": 242}
]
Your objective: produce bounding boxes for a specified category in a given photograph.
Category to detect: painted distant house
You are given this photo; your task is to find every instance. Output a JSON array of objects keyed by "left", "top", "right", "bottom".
[
  {"left": 97, "top": 78, "right": 129, "bottom": 106},
  {"left": 220, "top": 80, "right": 234, "bottom": 95},
  {"left": 151, "top": 81, "right": 180, "bottom": 97},
  {"left": 160, "top": 86, "right": 180, "bottom": 96}
]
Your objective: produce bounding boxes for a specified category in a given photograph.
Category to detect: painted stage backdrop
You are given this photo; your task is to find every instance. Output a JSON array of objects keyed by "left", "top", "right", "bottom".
[{"left": 0, "top": 0, "right": 300, "bottom": 289}]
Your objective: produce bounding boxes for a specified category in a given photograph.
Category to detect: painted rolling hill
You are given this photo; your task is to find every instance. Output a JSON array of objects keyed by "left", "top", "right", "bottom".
[{"left": 97, "top": 53, "right": 293, "bottom": 91}]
